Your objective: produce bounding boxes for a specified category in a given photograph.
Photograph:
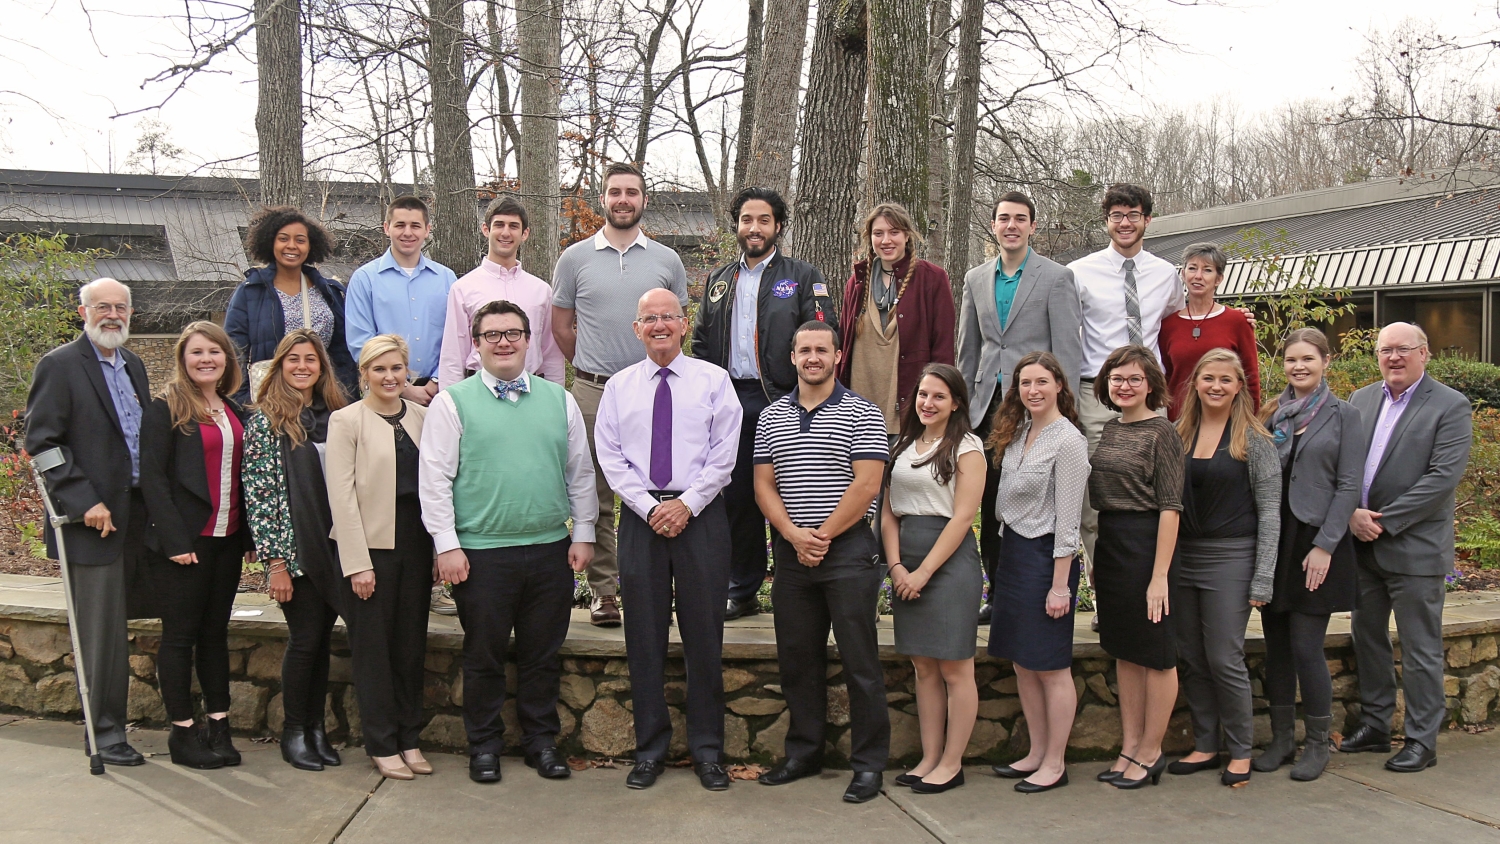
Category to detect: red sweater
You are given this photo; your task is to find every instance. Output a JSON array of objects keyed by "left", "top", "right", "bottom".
[
  {"left": 1159, "top": 306, "right": 1261, "bottom": 420},
  {"left": 835, "top": 256, "right": 956, "bottom": 419}
]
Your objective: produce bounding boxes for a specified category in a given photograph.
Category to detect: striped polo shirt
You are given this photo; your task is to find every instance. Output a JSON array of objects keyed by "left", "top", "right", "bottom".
[{"left": 754, "top": 382, "right": 889, "bottom": 528}]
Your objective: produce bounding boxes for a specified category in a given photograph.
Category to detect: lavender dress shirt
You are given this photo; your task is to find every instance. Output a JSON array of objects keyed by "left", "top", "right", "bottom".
[
  {"left": 438, "top": 258, "right": 565, "bottom": 387},
  {"left": 1362, "top": 373, "right": 1424, "bottom": 508},
  {"left": 593, "top": 352, "right": 743, "bottom": 521}
]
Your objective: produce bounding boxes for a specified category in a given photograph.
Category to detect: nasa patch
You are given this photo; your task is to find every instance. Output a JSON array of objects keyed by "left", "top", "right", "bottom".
[
  {"left": 772, "top": 279, "right": 797, "bottom": 299},
  {"left": 707, "top": 279, "right": 729, "bottom": 303}
]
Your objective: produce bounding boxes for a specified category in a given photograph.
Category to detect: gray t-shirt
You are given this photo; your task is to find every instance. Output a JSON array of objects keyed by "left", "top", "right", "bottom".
[{"left": 551, "top": 229, "right": 690, "bottom": 376}]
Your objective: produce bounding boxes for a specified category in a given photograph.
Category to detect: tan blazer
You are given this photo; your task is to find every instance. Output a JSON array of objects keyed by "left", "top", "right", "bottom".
[{"left": 325, "top": 399, "right": 427, "bottom": 576}]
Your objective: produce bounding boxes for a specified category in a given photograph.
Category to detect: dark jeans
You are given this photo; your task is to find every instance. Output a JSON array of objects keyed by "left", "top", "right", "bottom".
[
  {"left": 279, "top": 571, "right": 338, "bottom": 730},
  {"left": 727, "top": 380, "right": 773, "bottom": 605},
  {"left": 1261, "top": 610, "right": 1333, "bottom": 716},
  {"left": 619, "top": 497, "right": 730, "bottom": 763},
  {"left": 452, "top": 538, "right": 573, "bottom": 756},
  {"left": 153, "top": 533, "right": 243, "bottom": 722},
  {"left": 343, "top": 498, "right": 431, "bottom": 757},
  {"left": 975, "top": 391, "right": 1003, "bottom": 600},
  {"left": 771, "top": 525, "right": 890, "bottom": 773}
]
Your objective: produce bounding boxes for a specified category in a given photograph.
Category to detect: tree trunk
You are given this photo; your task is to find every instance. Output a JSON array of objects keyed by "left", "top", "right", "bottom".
[
  {"left": 794, "top": 0, "right": 868, "bottom": 304},
  {"left": 255, "top": 0, "right": 303, "bottom": 207},
  {"left": 631, "top": 1, "right": 678, "bottom": 167},
  {"left": 744, "top": 0, "right": 810, "bottom": 197},
  {"left": 732, "top": 0, "right": 765, "bottom": 192},
  {"left": 867, "top": 0, "right": 929, "bottom": 232},
  {"left": 429, "top": 0, "right": 481, "bottom": 273},
  {"left": 486, "top": 0, "right": 523, "bottom": 167},
  {"left": 924, "top": 0, "right": 952, "bottom": 271},
  {"left": 517, "top": 0, "right": 562, "bottom": 281},
  {"left": 942, "top": 0, "right": 982, "bottom": 305}
]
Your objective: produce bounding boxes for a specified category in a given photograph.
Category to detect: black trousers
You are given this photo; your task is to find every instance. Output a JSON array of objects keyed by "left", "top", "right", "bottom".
[
  {"left": 452, "top": 538, "right": 573, "bottom": 756},
  {"left": 1261, "top": 609, "right": 1333, "bottom": 716},
  {"left": 280, "top": 571, "right": 338, "bottom": 730},
  {"left": 619, "top": 497, "right": 730, "bottom": 763},
  {"left": 975, "top": 391, "right": 1003, "bottom": 600},
  {"left": 727, "top": 380, "right": 773, "bottom": 605},
  {"left": 771, "top": 526, "right": 890, "bottom": 773},
  {"left": 153, "top": 533, "right": 244, "bottom": 722},
  {"left": 342, "top": 498, "right": 431, "bottom": 757}
]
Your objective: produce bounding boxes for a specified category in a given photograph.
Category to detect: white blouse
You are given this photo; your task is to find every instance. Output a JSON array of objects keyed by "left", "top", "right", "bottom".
[
  {"left": 996, "top": 417, "right": 1090, "bottom": 559},
  {"left": 888, "top": 432, "right": 984, "bottom": 519}
]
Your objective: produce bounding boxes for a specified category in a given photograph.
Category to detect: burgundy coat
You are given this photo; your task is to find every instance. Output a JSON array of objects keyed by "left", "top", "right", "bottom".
[{"left": 836, "top": 255, "right": 956, "bottom": 419}]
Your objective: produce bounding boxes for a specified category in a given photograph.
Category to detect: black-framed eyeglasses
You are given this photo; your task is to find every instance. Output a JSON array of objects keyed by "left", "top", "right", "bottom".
[
  {"left": 1106, "top": 212, "right": 1144, "bottom": 223},
  {"left": 478, "top": 329, "right": 526, "bottom": 344}
]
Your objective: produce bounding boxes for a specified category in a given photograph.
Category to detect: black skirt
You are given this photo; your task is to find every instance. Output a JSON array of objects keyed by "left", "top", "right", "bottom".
[
  {"left": 1267, "top": 502, "right": 1356, "bottom": 615},
  {"left": 1093, "top": 510, "right": 1177, "bottom": 670},
  {"left": 988, "top": 527, "right": 1080, "bottom": 671}
]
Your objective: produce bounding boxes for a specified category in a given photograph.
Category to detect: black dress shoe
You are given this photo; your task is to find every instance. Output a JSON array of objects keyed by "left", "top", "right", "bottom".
[
  {"left": 991, "top": 763, "right": 1038, "bottom": 779},
  {"left": 168, "top": 723, "right": 224, "bottom": 769},
  {"left": 759, "top": 756, "right": 823, "bottom": 785},
  {"left": 626, "top": 759, "right": 665, "bottom": 789},
  {"left": 525, "top": 747, "right": 572, "bottom": 779},
  {"left": 1384, "top": 740, "right": 1437, "bottom": 773},
  {"left": 1220, "top": 767, "right": 1251, "bottom": 786},
  {"left": 280, "top": 728, "right": 324, "bottom": 771},
  {"left": 205, "top": 717, "right": 241, "bottom": 766},
  {"left": 307, "top": 726, "right": 341, "bottom": 766},
  {"left": 1167, "top": 755, "right": 1223, "bottom": 775},
  {"left": 1110, "top": 753, "right": 1167, "bottom": 789},
  {"left": 1095, "top": 768, "right": 1123, "bottom": 782},
  {"left": 843, "top": 771, "right": 883, "bottom": 803},
  {"left": 97, "top": 741, "right": 145, "bottom": 767},
  {"left": 469, "top": 752, "right": 502, "bottom": 783},
  {"left": 1015, "top": 770, "right": 1069, "bottom": 794},
  {"left": 977, "top": 603, "right": 993, "bottom": 625},
  {"left": 725, "top": 598, "right": 760, "bottom": 620},
  {"left": 1340, "top": 723, "right": 1392, "bottom": 754},
  {"left": 893, "top": 772, "right": 921, "bottom": 787},
  {"left": 910, "top": 769, "right": 964, "bottom": 794},
  {"left": 695, "top": 761, "right": 731, "bottom": 791}
]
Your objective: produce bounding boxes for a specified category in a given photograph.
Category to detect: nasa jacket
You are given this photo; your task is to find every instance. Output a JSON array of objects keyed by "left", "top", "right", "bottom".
[{"left": 691, "top": 251, "right": 839, "bottom": 401}]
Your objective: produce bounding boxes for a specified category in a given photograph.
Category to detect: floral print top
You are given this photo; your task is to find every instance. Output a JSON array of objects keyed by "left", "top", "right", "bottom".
[{"left": 242, "top": 410, "right": 304, "bottom": 577}]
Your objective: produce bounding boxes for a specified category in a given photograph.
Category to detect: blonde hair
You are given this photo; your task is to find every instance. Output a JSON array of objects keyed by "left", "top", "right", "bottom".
[
  {"left": 1175, "top": 348, "right": 1268, "bottom": 461},
  {"left": 159, "top": 321, "right": 241, "bottom": 430},
  {"left": 357, "top": 334, "right": 411, "bottom": 392},
  {"left": 255, "top": 329, "right": 348, "bottom": 446}
]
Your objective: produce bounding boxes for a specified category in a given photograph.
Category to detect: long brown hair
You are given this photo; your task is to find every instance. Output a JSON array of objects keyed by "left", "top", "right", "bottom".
[
  {"left": 854, "top": 202, "right": 924, "bottom": 334},
  {"left": 158, "top": 321, "right": 241, "bottom": 431},
  {"left": 1259, "top": 327, "right": 1333, "bottom": 421},
  {"left": 1175, "top": 348, "right": 1269, "bottom": 461},
  {"left": 255, "top": 329, "right": 347, "bottom": 446},
  {"left": 889, "top": 364, "right": 974, "bottom": 487},
  {"left": 986, "top": 352, "right": 1082, "bottom": 461}
]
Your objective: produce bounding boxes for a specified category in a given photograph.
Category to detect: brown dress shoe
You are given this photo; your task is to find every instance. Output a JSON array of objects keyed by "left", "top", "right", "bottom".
[
  {"left": 373, "top": 756, "right": 415, "bottom": 780},
  {"left": 400, "top": 749, "right": 433, "bottom": 775},
  {"left": 591, "top": 595, "right": 622, "bottom": 627}
]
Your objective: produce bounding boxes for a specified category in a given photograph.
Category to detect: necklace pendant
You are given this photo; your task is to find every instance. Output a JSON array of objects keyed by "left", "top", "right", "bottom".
[{"left": 1192, "top": 326, "right": 1201, "bottom": 339}]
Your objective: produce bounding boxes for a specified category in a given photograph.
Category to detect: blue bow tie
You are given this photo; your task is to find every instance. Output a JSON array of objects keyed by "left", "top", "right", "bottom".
[{"left": 493, "top": 377, "right": 528, "bottom": 400}]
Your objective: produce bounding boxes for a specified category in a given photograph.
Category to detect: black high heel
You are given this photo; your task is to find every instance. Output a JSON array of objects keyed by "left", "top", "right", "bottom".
[
  {"left": 1221, "top": 765, "right": 1252, "bottom": 786},
  {"left": 1110, "top": 753, "right": 1167, "bottom": 789},
  {"left": 1096, "top": 767, "right": 1124, "bottom": 782}
]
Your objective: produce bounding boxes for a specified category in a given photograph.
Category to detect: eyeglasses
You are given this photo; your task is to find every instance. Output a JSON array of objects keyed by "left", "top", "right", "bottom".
[
  {"left": 478, "top": 329, "right": 526, "bottom": 344},
  {"left": 1376, "top": 344, "right": 1425, "bottom": 358},
  {"left": 1106, "top": 212, "right": 1145, "bottom": 223},
  {"left": 635, "top": 314, "right": 684, "bottom": 327},
  {"left": 1107, "top": 375, "right": 1147, "bottom": 387},
  {"left": 88, "top": 303, "right": 131, "bottom": 316}
]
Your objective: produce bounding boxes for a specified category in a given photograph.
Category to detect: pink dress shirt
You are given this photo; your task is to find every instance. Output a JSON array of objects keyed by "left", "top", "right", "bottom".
[
  {"left": 1362, "top": 374, "right": 1423, "bottom": 508},
  {"left": 593, "top": 352, "right": 743, "bottom": 522},
  {"left": 438, "top": 258, "right": 565, "bottom": 387}
]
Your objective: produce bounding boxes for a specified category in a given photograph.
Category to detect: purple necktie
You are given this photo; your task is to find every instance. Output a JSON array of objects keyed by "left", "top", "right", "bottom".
[{"left": 650, "top": 367, "right": 673, "bottom": 489}]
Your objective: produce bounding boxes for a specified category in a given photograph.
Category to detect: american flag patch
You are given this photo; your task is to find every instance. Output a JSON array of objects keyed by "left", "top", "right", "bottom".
[{"left": 813, "top": 283, "right": 828, "bottom": 296}]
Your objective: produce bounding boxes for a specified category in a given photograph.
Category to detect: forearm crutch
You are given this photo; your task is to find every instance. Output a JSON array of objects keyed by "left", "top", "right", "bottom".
[{"left": 31, "top": 451, "right": 106, "bottom": 775}]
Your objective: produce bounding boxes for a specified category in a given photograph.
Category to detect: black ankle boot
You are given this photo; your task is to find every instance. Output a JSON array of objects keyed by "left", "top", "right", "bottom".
[
  {"left": 281, "top": 728, "right": 324, "bottom": 771},
  {"left": 307, "top": 725, "right": 341, "bottom": 766},
  {"left": 205, "top": 717, "right": 242, "bottom": 766},
  {"left": 169, "top": 723, "right": 225, "bottom": 769}
]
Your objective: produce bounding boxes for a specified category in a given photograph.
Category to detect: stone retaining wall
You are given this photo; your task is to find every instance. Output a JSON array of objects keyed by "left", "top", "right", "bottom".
[{"left": 1, "top": 613, "right": 1496, "bottom": 764}]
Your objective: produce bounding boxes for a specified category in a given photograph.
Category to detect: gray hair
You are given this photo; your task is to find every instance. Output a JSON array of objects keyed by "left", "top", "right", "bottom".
[
  {"left": 1179, "top": 242, "right": 1227, "bottom": 276},
  {"left": 79, "top": 277, "right": 133, "bottom": 307}
]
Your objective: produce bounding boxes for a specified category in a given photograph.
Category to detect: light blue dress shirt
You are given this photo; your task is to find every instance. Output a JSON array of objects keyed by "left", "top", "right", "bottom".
[
  {"left": 94, "top": 343, "right": 142, "bottom": 485},
  {"left": 729, "top": 250, "right": 775, "bottom": 379},
  {"left": 345, "top": 249, "right": 457, "bottom": 378}
]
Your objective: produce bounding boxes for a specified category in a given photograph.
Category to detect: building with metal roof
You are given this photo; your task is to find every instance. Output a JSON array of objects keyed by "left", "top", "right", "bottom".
[{"left": 1143, "top": 171, "right": 1500, "bottom": 360}]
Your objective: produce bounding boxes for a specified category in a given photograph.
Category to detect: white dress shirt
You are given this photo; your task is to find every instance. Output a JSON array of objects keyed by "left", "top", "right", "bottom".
[
  {"left": 418, "top": 369, "right": 597, "bottom": 554},
  {"left": 594, "top": 352, "right": 742, "bottom": 522},
  {"left": 1070, "top": 245, "right": 1184, "bottom": 378},
  {"left": 729, "top": 249, "right": 775, "bottom": 379}
]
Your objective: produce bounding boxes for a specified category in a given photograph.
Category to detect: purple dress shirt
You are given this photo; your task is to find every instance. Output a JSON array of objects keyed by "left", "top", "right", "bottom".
[
  {"left": 593, "top": 352, "right": 743, "bottom": 521},
  {"left": 1362, "top": 373, "right": 1424, "bottom": 508}
]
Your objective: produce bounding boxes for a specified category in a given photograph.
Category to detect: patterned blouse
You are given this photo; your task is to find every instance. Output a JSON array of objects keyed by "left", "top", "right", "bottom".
[
  {"left": 275, "top": 282, "right": 336, "bottom": 349},
  {"left": 242, "top": 410, "right": 303, "bottom": 576},
  {"left": 1087, "top": 415, "right": 1185, "bottom": 514},
  {"left": 996, "top": 417, "right": 1091, "bottom": 559}
]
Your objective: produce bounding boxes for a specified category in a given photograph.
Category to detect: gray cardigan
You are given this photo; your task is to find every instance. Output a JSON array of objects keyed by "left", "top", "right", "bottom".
[{"left": 1245, "top": 432, "right": 1282, "bottom": 603}]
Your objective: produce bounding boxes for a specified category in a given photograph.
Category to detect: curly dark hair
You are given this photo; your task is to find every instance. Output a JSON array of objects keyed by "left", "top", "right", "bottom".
[
  {"left": 729, "top": 187, "right": 789, "bottom": 231},
  {"left": 1100, "top": 183, "right": 1153, "bottom": 218},
  {"left": 1094, "top": 344, "right": 1169, "bottom": 413},
  {"left": 244, "top": 205, "right": 335, "bottom": 266}
]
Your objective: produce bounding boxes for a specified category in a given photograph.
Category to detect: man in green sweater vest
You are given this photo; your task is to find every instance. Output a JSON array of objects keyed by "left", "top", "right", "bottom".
[{"left": 419, "top": 300, "right": 598, "bottom": 784}]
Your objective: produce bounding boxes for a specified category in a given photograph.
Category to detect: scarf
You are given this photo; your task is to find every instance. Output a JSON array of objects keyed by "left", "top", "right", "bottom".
[{"left": 1268, "top": 380, "right": 1330, "bottom": 466}]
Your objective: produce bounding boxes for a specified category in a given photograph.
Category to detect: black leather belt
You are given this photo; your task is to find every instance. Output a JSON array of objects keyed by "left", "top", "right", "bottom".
[
  {"left": 647, "top": 490, "right": 682, "bottom": 503},
  {"left": 574, "top": 369, "right": 610, "bottom": 385}
]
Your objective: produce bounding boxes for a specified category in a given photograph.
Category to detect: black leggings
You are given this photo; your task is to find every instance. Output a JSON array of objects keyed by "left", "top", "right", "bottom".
[
  {"left": 280, "top": 572, "right": 338, "bottom": 730},
  {"left": 1260, "top": 610, "right": 1333, "bottom": 716},
  {"left": 153, "top": 534, "right": 244, "bottom": 722}
]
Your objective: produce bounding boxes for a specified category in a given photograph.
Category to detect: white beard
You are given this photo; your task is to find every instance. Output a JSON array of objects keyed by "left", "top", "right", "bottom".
[{"left": 85, "top": 320, "right": 130, "bottom": 350}]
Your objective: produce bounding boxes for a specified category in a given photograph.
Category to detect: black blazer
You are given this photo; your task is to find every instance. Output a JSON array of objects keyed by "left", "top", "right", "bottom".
[
  {"left": 1284, "top": 398, "right": 1365, "bottom": 554},
  {"left": 139, "top": 395, "right": 252, "bottom": 559},
  {"left": 24, "top": 334, "right": 151, "bottom": 566}
]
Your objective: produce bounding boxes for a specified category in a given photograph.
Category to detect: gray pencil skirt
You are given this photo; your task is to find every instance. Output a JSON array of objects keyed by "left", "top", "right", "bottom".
[{"left": 891, "top": 515, "right": 983, "bottom": 660}]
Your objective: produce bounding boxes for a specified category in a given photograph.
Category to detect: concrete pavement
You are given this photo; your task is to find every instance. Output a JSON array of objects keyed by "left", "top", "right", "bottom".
[{"left": 3, "top": 714, "right": 1497, "bottom": 844}]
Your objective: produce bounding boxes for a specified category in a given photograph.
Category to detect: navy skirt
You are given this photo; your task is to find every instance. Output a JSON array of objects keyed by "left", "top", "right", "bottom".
[{"left": 988, "top": 526, "right": 1081, "bottom": 671}]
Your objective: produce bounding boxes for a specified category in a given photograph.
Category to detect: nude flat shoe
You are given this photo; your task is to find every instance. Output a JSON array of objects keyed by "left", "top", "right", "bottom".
[
  {"left": 373, "top": 755, "right": 415, "bottom": 780},
  {"left": 399, "top": 749, "right": 433, "bottom": 775}
]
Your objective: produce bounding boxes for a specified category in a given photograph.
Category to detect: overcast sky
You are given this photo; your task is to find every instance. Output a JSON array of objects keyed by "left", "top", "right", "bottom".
[{"left": 2, "top": 0, "right": 1495, "bottom": 176}]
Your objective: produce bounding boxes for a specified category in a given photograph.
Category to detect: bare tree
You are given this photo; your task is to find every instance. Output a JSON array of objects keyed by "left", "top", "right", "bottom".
[
  {"left": 732, "top": 0, "right": 765, "bottom": 192},
  {"left": 256, "top": 0, "right": 304, "bottom": 206},
  {"left": 744, "top": 0, "right": 810, "bottom": 196},
  {"left": 867, "top": 0, "right": 929, "bottom": 229},
  {"left": 428, "top": 0, "right": 480, "bottom": 270},
  {"left": 519, "top": 0, "right": 563, "bottom": 279},
  {"left": 924, "top": 0, "right": 953, "bottom": 270},
  {"left": 942, "top": 0, "right": 982, "bottom": 295},
  {"left": 125, "top": 119, "right": 188, "bottom": 175}
]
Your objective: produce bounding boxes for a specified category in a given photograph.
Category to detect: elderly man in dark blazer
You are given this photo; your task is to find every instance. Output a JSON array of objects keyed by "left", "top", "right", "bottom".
[
  {"left": 1339, "top": 322, "right": 1472, "bottom": 773},
  {"left": 956, "top": 191, "right": 1082, "bottom": 620},
  {"left": 25, "top": 277, "right": 153, "bottom": 766}
]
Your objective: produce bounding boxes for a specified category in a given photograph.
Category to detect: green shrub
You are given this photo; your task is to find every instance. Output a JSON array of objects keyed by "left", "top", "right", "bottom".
[{"left": 1428, "top": 357, "right": 1500, "bottom": 409}]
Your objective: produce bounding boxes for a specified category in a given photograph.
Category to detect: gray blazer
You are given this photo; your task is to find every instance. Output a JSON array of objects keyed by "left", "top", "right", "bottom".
[
  {"left": 956, "top": 251, "right": 1082, "bottom": 429},
  {"left": 1348, "top": 375, "right": 1473, "bottom": 577},
  {"left": 1284, "top": 397, "right": 1365, "bottom": 554},
  {"left": 1245, "top": 433, "right": 1283, "bottom": 603}
]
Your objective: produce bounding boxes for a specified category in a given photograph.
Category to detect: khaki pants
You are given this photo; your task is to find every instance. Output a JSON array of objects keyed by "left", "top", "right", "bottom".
[{"left": 569, "top": 378, "right": 619, "bottom": 598}]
